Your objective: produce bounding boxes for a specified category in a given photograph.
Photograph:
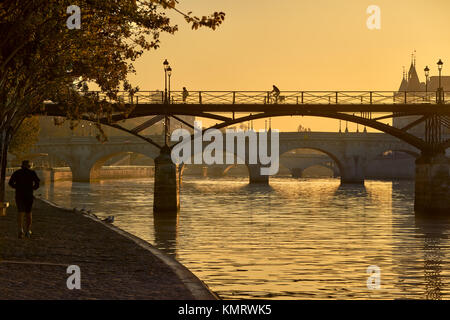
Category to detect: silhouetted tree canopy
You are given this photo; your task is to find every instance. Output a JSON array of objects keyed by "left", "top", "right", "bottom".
[
  {"left": 297, "top": 124, "right": 311, "bottom": 132},
  {"left": 0, "top": 0, "right": 225, "bottom": 202},
  {"left": 9, "top": 117, "right": 40, "bottom": 159}
]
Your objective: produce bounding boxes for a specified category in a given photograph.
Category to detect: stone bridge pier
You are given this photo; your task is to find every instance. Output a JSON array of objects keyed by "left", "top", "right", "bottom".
[
  {"left": 415, "top": 153, "right": 450, "bottom": 214},
  {"left": 59, "top": 149, "right": 103, "bottom": 182},
  {"left": 339, "top": 155, "right": 367, "bottom": 184},
  {"left": 154, "top": 146, "right": 180, "bottom": 213},
  {"left": 247, "top": 164, "right": 270, "bottom": 184}
]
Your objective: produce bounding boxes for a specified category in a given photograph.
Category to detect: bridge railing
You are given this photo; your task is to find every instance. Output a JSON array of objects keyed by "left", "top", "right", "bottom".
[{"left": 81, "top": 91, "right": 450, "bottom": 105}]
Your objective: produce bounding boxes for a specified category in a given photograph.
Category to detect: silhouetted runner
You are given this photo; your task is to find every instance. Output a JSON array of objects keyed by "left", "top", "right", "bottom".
[
  {"left": 182, "top": 87, "right": 189, "bottom": 103},
  {"left": 271, "top": 85, "right": 280, "bottom": 104},
  {"left": 8, "top": 160, "right": 40, "bottom": 239}
]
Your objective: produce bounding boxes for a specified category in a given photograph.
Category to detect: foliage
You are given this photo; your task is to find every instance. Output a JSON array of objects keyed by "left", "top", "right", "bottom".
[
  {"left": 9, "top": 117, "right": 40, "bottom": 159},
  {"left": 0, "top": 0, "right": 225, "bottom": 201},
  {"left": 297, "top": 124, "right": 311, "bottom": 132}
]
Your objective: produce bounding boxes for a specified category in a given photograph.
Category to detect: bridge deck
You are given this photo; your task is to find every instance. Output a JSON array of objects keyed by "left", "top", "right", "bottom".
[
  {"left": 42, "top": 102, "right": 450, "bottom": 117},
  {"left": 40, "top": 90, "right": 450, "bottom": 115}
]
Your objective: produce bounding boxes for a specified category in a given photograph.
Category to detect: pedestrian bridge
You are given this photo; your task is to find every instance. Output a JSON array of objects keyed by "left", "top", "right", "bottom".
[{"left": 37, "top": 89, "right": 450, "bottom": 213}]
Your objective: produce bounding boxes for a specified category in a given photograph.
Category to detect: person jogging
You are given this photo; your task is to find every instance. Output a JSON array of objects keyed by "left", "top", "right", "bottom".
[{"left": 8, "top": 160, "right": 40, "bottom": 239}]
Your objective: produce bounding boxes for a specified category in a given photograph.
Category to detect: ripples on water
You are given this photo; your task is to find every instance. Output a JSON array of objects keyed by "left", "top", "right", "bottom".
[{"left": 40, "top": 177, "right": 450, "bottom": 299}]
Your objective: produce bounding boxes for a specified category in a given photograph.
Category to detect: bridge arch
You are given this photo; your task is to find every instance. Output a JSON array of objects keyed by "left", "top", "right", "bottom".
[
  {"left": 373, "top": 149, "right": 420, "bottom": 159},
  {"left": 34, "top": 137, "right": 160, "bottom": 182},
  {"left": 279, "top": 147, "right": 343, "bottom": 180},
  {"left": 300, "top": 163, "right": 337, "bottom": 178},
  {"left": 196, "top": 112, "right": 429, "bottom": 152},
  {"left": 179, "top": 149, "right": 256, "bottom": 181},
  {"left": 87, "top": 149, "right": 157, "bottom": 182}
]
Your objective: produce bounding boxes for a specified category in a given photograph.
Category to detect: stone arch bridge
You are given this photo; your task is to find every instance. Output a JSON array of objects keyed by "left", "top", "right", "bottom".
[{"left": 33, "top": 132, "right": 419, "bottom": 184}]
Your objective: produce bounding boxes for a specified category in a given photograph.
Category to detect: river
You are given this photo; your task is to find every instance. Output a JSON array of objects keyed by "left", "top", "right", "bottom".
[{"left": 39, "top": 177, "right": 450, "bottom": 299}]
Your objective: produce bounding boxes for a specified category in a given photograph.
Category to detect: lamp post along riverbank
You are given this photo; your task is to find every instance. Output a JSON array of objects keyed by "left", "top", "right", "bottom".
[{"left": 154, "top": 60, "right": 180, "bottom": 213}]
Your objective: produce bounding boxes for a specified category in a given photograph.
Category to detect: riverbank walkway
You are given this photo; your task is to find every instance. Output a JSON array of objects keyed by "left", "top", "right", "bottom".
[{"left": 0, "top": 197, "right": 214, "bottom": 299}]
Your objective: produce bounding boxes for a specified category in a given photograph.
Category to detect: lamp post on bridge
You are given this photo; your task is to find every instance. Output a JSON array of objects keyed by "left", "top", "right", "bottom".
[
  {"left": 163, "top": 59, "right": 171, "bottom": 146},
  {"left": 163, "top": 59, "right": 169, "bottom": 104},
  {"left": 167, "top": 66, "right": 172, "bottom": 104},
  {"left": 154, "top": 59, "right": 180, "bottom": 213},
  {"left": 424, "top": 65, "right": 429, "bottom": 101},
  {"left": 437, "top": 59, "right": 444, "bottom": 104}
]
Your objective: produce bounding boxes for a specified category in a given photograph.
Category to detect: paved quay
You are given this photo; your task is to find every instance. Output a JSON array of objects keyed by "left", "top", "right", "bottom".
[{"left": 0, "top": 196, "right": 216, "bottom": 300}]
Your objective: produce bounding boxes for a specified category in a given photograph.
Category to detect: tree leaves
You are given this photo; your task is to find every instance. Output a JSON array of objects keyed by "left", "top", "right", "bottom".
[
  {"left": 9, "top": 116, "right": 40, "bottom": 159},
  {"left": 0, "top": 0, "right": 225, "bottom": 155}
]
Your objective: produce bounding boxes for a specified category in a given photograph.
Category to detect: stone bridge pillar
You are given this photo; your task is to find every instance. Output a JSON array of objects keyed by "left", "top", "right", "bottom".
[
  {"left": 71, "top": 166, "right": 92, "bottom": 182},
  {"left": 290, "top": 168, "right": 304, "bottom": 178},
  {"left": 154, "top": 146, "right": 180, "bottom": 213},
  {"left": 415, "top": 153, "right": 450, "bottom": 214},
  {"left": 70, "top": 159, "right": 99, "bottom": 182},
  {"left": 247, "top": 164, "right": 269, "bottom": 184},
  {"left": 340, "top": 155, "right": 366, "bottom": 184}
]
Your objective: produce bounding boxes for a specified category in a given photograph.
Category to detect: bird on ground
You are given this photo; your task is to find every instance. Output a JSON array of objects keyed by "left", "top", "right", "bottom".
[{"left": 102, "top": 216, "right": 114, "bottom": 223}]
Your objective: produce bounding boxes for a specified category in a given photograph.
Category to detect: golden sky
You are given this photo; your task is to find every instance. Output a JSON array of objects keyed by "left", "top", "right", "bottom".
[{"left": 127, "top": 0, "right": 450, "bottom": 132}]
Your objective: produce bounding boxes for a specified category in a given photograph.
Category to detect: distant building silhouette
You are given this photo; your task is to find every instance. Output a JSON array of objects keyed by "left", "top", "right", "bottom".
[{"left": 393, "top": 55, "right": 450, "bottom": 135}]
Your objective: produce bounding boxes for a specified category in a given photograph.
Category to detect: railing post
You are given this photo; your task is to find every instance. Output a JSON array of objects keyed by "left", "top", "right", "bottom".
[
  {"left": 370, "top": 92, "right": 373, "bottom": 104},
  {"left": 301, "top": 92, "right": 304, "bottom": 104},
  {"left": 336, "top": 91, "right": 338, "bottom": 104},
  {"left": 267, "top": 92, "right": 270, "bottom": 104},
  {"left": 296, "top": 96, "right": 299, "bottom": 104},
  {"left": 404, "top": 91, "right": 407, "bottom": 104},
  {"left": 199, "top": 91, "right": 202, "bottom": 104},
  {"left": 232, "top": 91, "right": 236, "bottom": 104}
]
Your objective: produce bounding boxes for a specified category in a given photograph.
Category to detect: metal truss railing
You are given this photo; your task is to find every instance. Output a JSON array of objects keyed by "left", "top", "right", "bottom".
[{"left": 83, "top": 90, "right": 450, "bottom": 105}]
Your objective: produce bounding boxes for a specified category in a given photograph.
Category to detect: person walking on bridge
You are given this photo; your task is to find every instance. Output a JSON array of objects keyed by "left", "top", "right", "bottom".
[
  {"left": 8, "top": 160, "right": 40, "bottom": 239},
  {"left": 182, "top": 87, "right": 189, "bottom": 103}
]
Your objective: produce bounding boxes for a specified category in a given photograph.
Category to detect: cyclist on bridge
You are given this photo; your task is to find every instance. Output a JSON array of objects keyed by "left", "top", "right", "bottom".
[{"left": 271, "top": 85, "right": 280, "bottom": 104}]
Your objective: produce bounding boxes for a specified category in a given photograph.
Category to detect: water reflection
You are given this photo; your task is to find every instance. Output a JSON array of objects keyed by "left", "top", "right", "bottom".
[
  {"left": 153, "top": 211, "right": 179, "bottom": 257},
  {"left": 334, "top": 184, "right": 368, "bottom": 197},
  {"left": 239, "top": 183, "right": 275, "bottom": 194},
  {"left": 41, "top": 177, "right": 450, "bottom": 300},
  {"left": 415, "top": 216, "right": 450, "bottom": 300}
]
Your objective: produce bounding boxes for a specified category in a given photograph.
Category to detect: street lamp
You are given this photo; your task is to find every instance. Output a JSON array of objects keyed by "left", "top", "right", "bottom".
[
  {"left": 167, "top": 66, "right": 172, "bottom": 104},
  {"left": 424, "top": 66, "right": 430, "bottom": 101},
  {"left": 437, "top": 59, "right": 444, "bottom": 104},
  {"left": 163, "top": 59, "right": 169, "bottom": 104}
]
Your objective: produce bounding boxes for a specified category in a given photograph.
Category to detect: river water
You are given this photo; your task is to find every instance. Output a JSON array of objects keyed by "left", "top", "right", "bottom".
[{"left": 40, "top": 177, "right": 450, "bottom": 300}]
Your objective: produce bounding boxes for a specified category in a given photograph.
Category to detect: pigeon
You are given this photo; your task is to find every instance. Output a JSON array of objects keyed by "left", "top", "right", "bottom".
[{"left": 102, "top": 216, "right": 114, "bottom": 223}]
